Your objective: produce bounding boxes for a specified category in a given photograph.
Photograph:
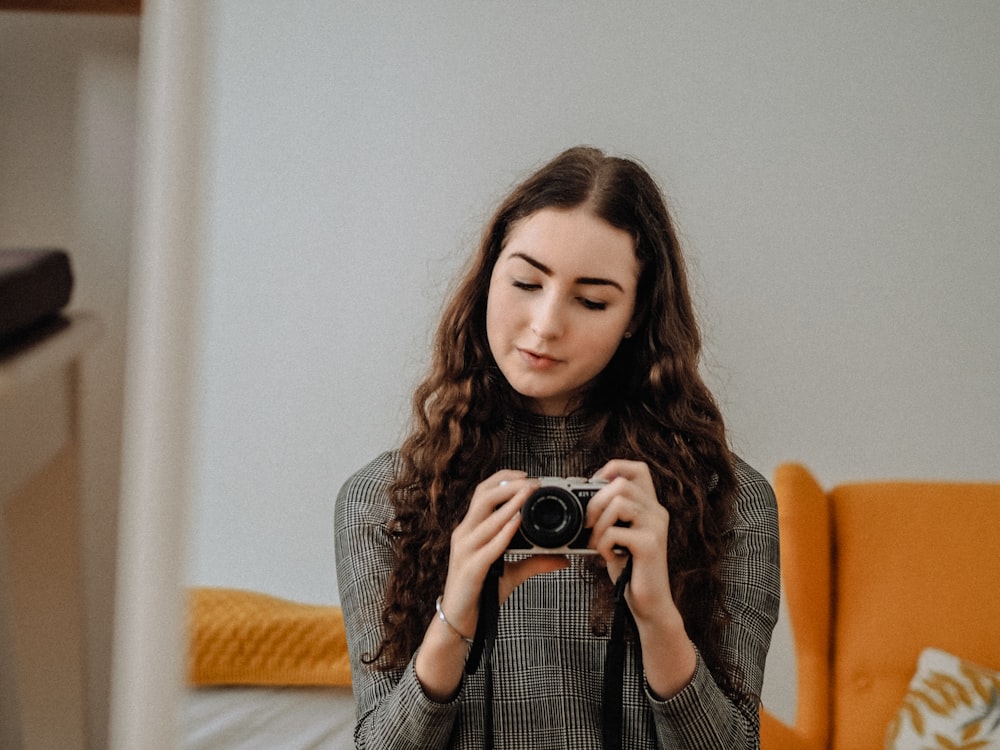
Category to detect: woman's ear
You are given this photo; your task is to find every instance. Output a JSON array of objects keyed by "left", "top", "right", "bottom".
[{"left": 624, "top": 312, "right": 643, "bottom": 340}]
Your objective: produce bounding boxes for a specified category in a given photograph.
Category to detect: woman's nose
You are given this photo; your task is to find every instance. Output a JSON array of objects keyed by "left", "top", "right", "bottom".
[{"left": 530, "top": 294, "right": 565, "bottom": 339}]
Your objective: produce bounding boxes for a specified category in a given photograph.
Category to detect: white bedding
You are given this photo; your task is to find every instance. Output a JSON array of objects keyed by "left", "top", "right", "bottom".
[{"left": 180, "top": 686, "right": 356, "bottom": 749}]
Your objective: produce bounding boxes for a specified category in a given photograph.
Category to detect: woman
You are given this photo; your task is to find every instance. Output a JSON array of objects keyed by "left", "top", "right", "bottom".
[{"left": 335, "top": 146, "right": 780, "bottom": 749}]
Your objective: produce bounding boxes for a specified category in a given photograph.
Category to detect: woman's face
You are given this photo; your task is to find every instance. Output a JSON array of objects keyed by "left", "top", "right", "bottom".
[{"left": 486, "top": 206, "right": 639, "bottom": 416}]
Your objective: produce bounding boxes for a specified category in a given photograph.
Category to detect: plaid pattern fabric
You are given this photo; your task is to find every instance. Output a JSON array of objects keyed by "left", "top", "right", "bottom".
[{"left": 334, "top": 412, "right": 780, "bottom": 749}]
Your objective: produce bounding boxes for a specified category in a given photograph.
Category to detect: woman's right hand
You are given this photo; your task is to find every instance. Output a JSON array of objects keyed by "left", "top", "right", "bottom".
[
  {"left": 437, "top": 470, "right": 537, "bottom": 640},
  {"left": 415, "top": 470, "right": 567, "bottom": 700}
]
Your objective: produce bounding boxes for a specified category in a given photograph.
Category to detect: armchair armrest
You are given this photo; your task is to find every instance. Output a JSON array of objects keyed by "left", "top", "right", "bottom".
[{"left": 760, "top": 708, "right": 820, "bottom": 750}]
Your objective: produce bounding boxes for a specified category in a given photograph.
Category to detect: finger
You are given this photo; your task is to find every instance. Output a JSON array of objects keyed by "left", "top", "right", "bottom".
[
  {"left": 476, "top": 470, "right": 528, "bottom": 501},
  {"left": 456, "top": 482, "right": 544, "bottom": 568},
  {"left": 592, "top": 461, "right": 657, "bottom": 505},
  {"left": 489, "top": 469, "right": 529, "bottom": 486},
  {"left": 456, "top": 487, "right": 528, "bottom": 548},
  {"left": 583, "top": 473, "right": 625, "bottom": 526},
  {"left": 588, "top": 497, "right": 637, "bottom": 547},
  {"left": 591, "top": 524, "right": 637, "bottom": 563},
  {"left": 585, "top": 476, "right": 635, "bottom": 529},
  {"left": 480, "top": 501, "right": 529, "bottom": 554},
  {"left": 591, "top": 458, "right": 646, "bottom": 483},
  {"left": 465, "top": 473, "right": 533, "bottom": 521}
]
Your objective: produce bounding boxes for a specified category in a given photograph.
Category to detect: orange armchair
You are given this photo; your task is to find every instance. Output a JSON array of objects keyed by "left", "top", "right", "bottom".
[{"left": 760, "top": 463, "right": 1000, "bottom": 750}]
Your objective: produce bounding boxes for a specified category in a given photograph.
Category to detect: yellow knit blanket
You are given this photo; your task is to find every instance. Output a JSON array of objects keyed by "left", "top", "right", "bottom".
[{"left": 188, "top": 587, "right": 352, "bottom": 687}]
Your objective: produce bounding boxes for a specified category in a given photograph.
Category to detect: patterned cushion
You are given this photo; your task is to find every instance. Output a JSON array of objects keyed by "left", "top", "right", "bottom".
[{"left": 885, "top": 648, "right": 1000, "bottom": 749}]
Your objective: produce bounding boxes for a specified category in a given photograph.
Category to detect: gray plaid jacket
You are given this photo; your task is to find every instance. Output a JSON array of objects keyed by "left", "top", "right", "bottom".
[{"left": 334, "top": 412, "right": 780, "bottom": 749}]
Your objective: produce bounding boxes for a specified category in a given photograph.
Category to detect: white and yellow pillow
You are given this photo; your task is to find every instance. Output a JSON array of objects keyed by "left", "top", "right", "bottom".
[{"left": 886, "top": 648, "right": 1000, "bottom": 750}]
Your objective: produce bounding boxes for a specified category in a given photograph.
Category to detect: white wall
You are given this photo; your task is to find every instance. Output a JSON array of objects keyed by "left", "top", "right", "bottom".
[
  {"left": 183, "top": 1, "right": 1000, "bottom": 723},
  {"left": 0, "top": 12, "right": 139, "bottom": 750}
]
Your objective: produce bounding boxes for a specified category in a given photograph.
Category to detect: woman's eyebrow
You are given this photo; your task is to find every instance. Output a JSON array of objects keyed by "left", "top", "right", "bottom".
[{"left": 508, "top": 252, "right": 625, "bottom": 292}]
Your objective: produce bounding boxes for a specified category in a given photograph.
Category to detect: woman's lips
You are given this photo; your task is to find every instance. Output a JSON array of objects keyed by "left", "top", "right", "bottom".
[{"left": 518, "top": 348, "right": 560, "bottom": 369}]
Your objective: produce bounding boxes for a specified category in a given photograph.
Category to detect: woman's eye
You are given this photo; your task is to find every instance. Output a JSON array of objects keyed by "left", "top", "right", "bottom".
[{"left": 510, "top": 279, "right": 606, "bottom": 310}]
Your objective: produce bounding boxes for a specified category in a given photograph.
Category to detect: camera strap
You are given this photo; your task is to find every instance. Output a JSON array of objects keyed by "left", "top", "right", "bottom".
[
  {"left": 466, "top": 557, "right": 503, "bottom": 750},
  {"left": 602, "top": 555, "right": 637, "bottom": 750},
  {"left": 465, "top": 556, "right": 637, "bottom": 750}
]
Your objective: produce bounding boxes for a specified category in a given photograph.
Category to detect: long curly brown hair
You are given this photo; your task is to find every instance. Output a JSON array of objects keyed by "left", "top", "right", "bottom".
[{"left": 368, "top": 146, "right": 742, "bottom": 700}]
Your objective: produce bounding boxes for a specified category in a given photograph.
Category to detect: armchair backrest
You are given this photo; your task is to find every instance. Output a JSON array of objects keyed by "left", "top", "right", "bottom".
[{"left": 775, "top": 463, "right": 1000, "bottom": 750}]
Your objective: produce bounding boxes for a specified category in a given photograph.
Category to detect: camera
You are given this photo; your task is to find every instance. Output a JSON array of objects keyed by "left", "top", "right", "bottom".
[{"left": 507, "top": 477, "right": 608, "bottom": 554}]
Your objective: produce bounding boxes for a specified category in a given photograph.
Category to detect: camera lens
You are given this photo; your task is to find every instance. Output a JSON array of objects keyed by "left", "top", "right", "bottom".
[{"left": 520, "top": 487, "right": 584, "bottom": 549}]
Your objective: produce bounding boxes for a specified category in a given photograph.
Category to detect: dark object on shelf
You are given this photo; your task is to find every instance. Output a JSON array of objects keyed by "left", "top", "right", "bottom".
[{"left": 0, "top": 248, "right": 74, "bottom": 350}]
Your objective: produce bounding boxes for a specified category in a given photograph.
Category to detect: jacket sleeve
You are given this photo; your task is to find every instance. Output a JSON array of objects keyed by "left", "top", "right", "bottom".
[
  {"left": 649, "top": 459, "right": 782, "bottom": 749},
  {"left": 334, "top": 452, "right": 461, "bottom": 749}
]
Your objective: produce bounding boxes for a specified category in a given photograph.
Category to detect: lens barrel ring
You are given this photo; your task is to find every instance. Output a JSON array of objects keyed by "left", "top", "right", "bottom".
[{"left": 520, "top": 486, "right": 585, "bottom": 549}]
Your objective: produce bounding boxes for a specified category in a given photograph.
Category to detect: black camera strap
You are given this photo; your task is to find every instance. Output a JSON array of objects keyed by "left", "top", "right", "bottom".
[
  {"left": 465, "top": 556, "right": 637, "bottom": 750},
  {"left": 466, "top": 557, "right": 503, "bottom": 750},
  {"left": 602, "top": 555, "right": 637, "bottom": 750}
]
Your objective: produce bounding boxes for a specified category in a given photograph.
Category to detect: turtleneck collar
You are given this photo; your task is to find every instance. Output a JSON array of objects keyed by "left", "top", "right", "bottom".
[{"left": 501, "top": 408, "right": 600, "bottom": 479}]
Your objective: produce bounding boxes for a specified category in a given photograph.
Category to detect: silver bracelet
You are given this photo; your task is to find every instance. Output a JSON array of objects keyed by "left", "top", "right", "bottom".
[{"left": 434, "top": 596, "right": 473, "bottom": 644}]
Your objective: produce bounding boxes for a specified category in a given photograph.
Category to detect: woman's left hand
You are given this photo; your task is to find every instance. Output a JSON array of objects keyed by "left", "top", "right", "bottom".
[
  {"left": 586, "top": 459, "right": 674, "bottom": 621},
  {"left": 587, "top": 459, "right": 698, "bottom": 699}
]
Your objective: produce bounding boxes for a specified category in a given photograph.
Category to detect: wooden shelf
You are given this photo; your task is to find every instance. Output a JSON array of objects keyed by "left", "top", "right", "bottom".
[
  {"left": 0, "top": 0, "right": 140, "bottom": 14},
  {"left": 1, "top": 313, "right": 100, "bottom": 750}
]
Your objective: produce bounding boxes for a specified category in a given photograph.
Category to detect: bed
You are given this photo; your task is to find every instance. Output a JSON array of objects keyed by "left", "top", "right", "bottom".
[{"left": 183, "top": 588, "right": 356, "bottom": 749}]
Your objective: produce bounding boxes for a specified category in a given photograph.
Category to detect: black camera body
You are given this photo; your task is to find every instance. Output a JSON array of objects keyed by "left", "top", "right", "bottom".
[{"left": 507, "top": 477, "right": 608, "bottom": 555}]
